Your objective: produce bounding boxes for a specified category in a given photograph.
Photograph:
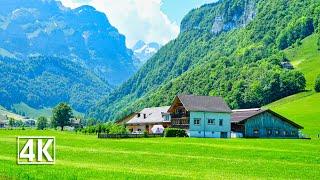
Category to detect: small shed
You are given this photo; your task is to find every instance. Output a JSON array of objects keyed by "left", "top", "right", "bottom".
[{"left": 231, "top": 109, "right": 303, "bottom": 138}]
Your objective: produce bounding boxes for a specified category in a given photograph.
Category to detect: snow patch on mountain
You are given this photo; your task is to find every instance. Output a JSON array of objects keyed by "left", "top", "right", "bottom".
[{"left": 132, "top": 40, "right": 161, "bottom": 67}]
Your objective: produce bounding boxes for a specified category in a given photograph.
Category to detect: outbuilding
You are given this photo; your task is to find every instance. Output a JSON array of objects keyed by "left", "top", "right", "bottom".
[{"left": 231, "top": 108, "right": 303, "bottom": 138}]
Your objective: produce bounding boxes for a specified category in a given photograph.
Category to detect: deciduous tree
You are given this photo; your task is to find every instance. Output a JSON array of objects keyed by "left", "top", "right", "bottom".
[{"left": 52, "top": 103, "right": 73, "bottom": 131}]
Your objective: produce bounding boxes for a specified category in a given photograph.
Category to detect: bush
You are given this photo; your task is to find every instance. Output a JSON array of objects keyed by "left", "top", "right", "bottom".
[
  {"left": 164, "top": 128, "right": 188, "bottom": 137},
  {"left": 81, "top": 122, "right": 127, "bottom": 135},
  {"left": 315, "top": 75, "right": 320, "bottom": 92}
]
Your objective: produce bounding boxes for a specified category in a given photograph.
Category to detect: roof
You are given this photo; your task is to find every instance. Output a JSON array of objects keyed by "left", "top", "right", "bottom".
[
  {"left": 170, "top": 95, "right": 232, "bottom": 113},
  {"left": 115, "top": 112, "right": 137, "bottom": 124},
  {"left": 126, "top": 106, "right": 170, "bottom": 124},
  {"left": 231, "top": 108, "right": 265, "bottom": 123},
  {"left": 231, "top": 108, "right": 303, "bottom": 129}
]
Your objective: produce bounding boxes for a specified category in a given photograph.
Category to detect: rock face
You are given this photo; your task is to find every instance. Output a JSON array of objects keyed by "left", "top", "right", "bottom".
[
  {"left": 181, "top": 0, "right": 257, "bottom": 35},
  {"left": 132, "top": 40, "right": 161, "bottom": 67},
  {"left": 0, "top": 0, "right": 136, "bottom": 85}
]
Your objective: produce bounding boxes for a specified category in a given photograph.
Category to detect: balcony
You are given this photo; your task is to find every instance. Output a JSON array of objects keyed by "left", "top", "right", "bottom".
[
  {"left": 171, "top": 112, "right": 189, "bottom": 119},
  {"left": 171, "top": 117, "right": 190, "bottom": 129}
]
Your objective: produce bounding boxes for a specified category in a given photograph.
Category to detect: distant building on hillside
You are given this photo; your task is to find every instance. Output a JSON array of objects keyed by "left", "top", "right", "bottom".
[
  {"left": 281, "top": 61, "right": 294, "bottom": 69},
  {"left": 24, "top": 119, "right": 36, "bottom": 127},
  {"left": 168, "top": 95, "right": 232, "bottom": 138},
  {"left": 231, "top": 108, "right": 303, "bottom": 138},
  {"left": 125, "top": 106, "right": 171, "bottom": 134}
]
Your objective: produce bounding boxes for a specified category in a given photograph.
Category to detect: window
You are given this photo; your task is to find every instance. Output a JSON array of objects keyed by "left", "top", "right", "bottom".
[
  {"left": 198, "top": 131, "right": 201, "bottom": 134},
  {"left": 267, "top": 129, "right": 272, "bottom": 136},
  {"left": 275, "top": 130, "right": 279, "bottom": 136},
  {"left": 291, "top": 131, "right": 296, "bottom": 136},
  {"left": 212, "top": 131, "right": 215, "bottom": 134},
  {"left": 219, "top": 119, "right": 223, "bottom": 126},
  {"left": 164, "top": 115, "right": 170, "bottom": 121},
  {"left": 283, "top": 131, "right": 288, "bottom": 136},
  {"left": 208, "top": 119, "right": 215, "bottom": 125},
  {"left": 253, "top": 129, "right": 259, "bottom": 135},
  {"left": 194, "top": 118, "right": 200, "bottom": 125}
]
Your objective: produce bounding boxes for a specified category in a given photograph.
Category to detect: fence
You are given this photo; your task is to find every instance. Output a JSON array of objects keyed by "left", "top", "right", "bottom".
[{"left": 98, "top": 133, "right": 164, "bottom": 139}]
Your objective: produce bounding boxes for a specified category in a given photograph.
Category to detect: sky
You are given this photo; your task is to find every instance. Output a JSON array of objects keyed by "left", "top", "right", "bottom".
[{"left": 59, "top": 0, "right": 217, "bottom": 47}]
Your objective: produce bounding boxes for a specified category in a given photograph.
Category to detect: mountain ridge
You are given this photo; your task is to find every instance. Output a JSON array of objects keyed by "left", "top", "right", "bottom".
[{"left": 0, "top": 0, "right": 136, "bottom": 85}]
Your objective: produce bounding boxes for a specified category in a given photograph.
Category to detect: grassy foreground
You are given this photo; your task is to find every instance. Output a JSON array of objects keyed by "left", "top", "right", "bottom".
[{"left": 0, "top": 130, "right": 319, "bottom": 179}]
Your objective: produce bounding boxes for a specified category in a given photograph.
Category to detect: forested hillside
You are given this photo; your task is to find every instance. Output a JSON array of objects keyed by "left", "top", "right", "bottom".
[
  {"left": 90, "top": 0, "right": 320, "bottom": 121},
  {"left": 0, "top": 56, "right": 111, "bottom": 113}
]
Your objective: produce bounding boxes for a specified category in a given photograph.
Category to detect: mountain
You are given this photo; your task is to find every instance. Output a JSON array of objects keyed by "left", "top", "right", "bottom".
[
  {"left": 89, "top": 0, "right": 319, "bottom": 121},
  {"left": 0, "top": 0, "right": 136, "bottom": 113},
  {"left": 0, "top": 0, "right": 136, "bottom": 85},
  {"left": 132, "top": 40, "right": 161, "bottom": 67}
]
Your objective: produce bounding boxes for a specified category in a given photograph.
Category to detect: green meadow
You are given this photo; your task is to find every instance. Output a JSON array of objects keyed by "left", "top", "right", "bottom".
[{"left": 0, "top": 130, "right": 319, "bottom": 179}]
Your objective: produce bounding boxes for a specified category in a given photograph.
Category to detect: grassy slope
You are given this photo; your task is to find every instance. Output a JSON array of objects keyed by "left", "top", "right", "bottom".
[
  {"left": 12, "top": 102, "right": 84, "bottom": 119},
  {"left": 267, "top": 34, "right": 320, "bottom": 138},
  {"left": 0, "top": 106, "right": 25, "bottom": 120},
  {"left": 0, "top": 130, "right": 319, "bottom": 179}
]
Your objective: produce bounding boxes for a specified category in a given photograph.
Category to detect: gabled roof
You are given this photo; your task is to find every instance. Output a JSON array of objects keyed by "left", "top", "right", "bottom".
[
  {"left": 126, "top": 106, "right": 170, "bottom": 125},
  {"left": 169, "top": 95, "right": 232, "bottom": 113},
  {"left": 231, "top": 108, "right": 303, "bottom": 129}
]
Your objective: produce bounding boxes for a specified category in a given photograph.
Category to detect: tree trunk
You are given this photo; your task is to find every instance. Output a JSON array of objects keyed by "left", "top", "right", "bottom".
[{"left": 61, "top": 126, "right": 64, "bottom": 131}]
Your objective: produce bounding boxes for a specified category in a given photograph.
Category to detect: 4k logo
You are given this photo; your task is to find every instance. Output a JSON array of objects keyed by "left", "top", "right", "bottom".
[{"left": 17, "top": 136, "right": 55, "bottom": 164}]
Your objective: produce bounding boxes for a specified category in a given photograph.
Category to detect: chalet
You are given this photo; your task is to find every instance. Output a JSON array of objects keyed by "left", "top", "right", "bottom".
[
  {"left": 126, "top": 106, "right": 171, "bottom": 134},
  {"left": 168, "top": 95, "right": 232, "bottom": 138},
  {"left": 231, "top": 108, "right": 303, "bottom": 138}
]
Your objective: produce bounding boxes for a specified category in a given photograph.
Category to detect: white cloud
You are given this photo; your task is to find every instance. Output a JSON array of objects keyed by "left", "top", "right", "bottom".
[{"left": 59, "top": 0, "right": 179, "bottom": 47}]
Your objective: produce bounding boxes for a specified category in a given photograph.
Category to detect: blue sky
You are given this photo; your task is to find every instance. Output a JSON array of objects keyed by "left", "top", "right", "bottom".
[
  {"left": 60, "top": 0, "right": 217, "bottom": 47},
  {"left": 161, "top": 0, "right": 216, "bottom": 24}
]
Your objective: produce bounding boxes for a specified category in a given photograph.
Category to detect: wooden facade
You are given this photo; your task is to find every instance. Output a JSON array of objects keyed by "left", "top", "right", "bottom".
[
  {"left": 169, "top": 98, "right": 190, "bottom": 129},
  {"left": 232, "top": 110, "right": 303, "bottom": 138},
  {"left": 168, "top": 95, "right": 232, "bottom": 138}
]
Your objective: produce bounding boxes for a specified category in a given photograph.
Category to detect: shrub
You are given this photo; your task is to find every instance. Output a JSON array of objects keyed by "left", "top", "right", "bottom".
[
  {"left": 143, "top": 130, "right": 149, "bottom": 138},
  {"left": 164, "top": 128, "right": 188, "bottom": 137},
  {"left": 315, "top": 75, "right": 320, "bottom": 92},
  {"left": 81, "top": 122, "right": 127, "bottom": 135}
]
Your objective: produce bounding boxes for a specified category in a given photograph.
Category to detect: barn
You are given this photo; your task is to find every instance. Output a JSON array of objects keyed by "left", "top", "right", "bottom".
[{"left": 231, "top": 108, "right": 303, "bottom": 138}]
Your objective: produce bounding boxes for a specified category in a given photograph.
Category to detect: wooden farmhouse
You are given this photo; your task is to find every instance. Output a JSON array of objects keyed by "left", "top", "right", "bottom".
[{"left": 168, "top": 95, "right": 232, "bottom": 138}]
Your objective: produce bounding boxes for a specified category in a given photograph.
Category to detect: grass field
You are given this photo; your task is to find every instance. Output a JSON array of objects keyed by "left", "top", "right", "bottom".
[{"left": 0, "top": 130, "right": 319, "bottom": 179}]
